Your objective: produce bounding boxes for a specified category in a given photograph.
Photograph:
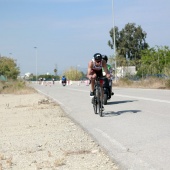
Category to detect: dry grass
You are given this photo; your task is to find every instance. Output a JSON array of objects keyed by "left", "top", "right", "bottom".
[
  {"left": 114, "top": 77, "right": 170, "bottom": 89},
  {"left": 53, "top": 158, "right": 66, "bottom": 167},
  {"left": 0, "top": 80, "right": 36, "bottom": 94},
  {"left": 36, "top": 158, "right": 66, "bottom": 169},
  {"left": 62, "top": 149, "right": 92, "bottom": 156}
]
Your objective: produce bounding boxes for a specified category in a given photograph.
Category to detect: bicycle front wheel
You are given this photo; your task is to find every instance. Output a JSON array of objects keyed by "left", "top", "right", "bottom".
[
  {"left": 98, "top": 87, "right": 103, "bottom": 117},
  {"left": 99, "top": 99, "right": 103, "bottom": 117},
  {"left": 96, "top": 88, "right": 100, "bottom": 114},
  {"left": 93, "top": 97, "right": 97, "bottom": 114}
]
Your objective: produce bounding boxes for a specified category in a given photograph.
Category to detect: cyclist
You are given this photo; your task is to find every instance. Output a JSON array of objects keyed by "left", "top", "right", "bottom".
[
  {"left": 62, "top": 75, "right": 67, "bottom": 83},
  {"left": 102, "top": 55, "right": 114, "bottom": 97},
  {"left": 102, "top": 55, "right": 112, "bottom": 74},
  {"left": 87, "top": 53, "right": 111, "bottom": 108}
]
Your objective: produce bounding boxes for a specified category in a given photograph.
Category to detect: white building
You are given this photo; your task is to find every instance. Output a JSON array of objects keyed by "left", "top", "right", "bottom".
[{"left": 116, "top": 66, "right": 136, "bottom": 78}]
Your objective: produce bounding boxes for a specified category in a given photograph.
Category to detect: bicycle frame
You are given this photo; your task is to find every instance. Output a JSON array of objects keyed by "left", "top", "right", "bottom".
[{"left": 93, "top": 77, "right": 103, "bottom": 117}]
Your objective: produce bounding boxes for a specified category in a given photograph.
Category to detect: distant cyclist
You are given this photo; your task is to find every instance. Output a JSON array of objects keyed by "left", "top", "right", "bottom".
[
  {"left": 62, "top": 75, "right": 67, "bottom": 83},
  {"left": 87, "top": 53, "right": 110, "bottom": 102}
]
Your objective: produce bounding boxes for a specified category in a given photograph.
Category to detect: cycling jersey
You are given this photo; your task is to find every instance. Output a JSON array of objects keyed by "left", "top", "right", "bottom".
[
  {"left": 62, "top": 77, "right": 66, "bottom": 81},
  {"left": 91, "top": 59, "right": 103, "bottom": 77},
  {"left": 102, "top": 64, "right": 112, "bottom": 74},
  {"left": 91, "top": 59, "right": 103, "bottom": 71},
  {"left": 107, "top": 64, "right": 111, "bottom": 71}
]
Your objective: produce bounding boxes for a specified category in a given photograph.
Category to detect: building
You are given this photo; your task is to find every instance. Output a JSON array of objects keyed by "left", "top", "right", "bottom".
[{"left": 116, "top": 66, "right": 137, "bottom": 78}]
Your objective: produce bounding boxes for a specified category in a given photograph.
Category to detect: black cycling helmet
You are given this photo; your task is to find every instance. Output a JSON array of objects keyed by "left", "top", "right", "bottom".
[
  {"left": 94, "top": 53, "right": 102, "bottom": 60},
  {"left": 102, "top": 55, "right": 108, "bottom": 63}
]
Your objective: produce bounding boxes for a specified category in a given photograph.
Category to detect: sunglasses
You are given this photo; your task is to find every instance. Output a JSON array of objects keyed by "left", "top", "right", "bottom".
[{"left": 95, "top": 60, "right": 101, "bottom": 63}]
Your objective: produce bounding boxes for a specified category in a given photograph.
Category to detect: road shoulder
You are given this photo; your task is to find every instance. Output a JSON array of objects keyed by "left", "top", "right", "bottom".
[{"left": 0, "top": 93, "right": 118, "bottom": 170}]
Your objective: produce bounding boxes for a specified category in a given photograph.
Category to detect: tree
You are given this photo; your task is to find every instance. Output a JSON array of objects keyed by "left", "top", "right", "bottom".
[
  {"left": 137, "top": 46, "right": 170, "bottom": 77},
  {"left": 63, "top": 67, "right": 83, "bottom": 81},
  {"left": 108, "top": 23, "right": 149, "bottom": 60},
  {"left": 0, "top": 56, "right": 20, "bottom": 80},
  {"left": 54, "top": 68, "right": 57, "bottom": 76}
]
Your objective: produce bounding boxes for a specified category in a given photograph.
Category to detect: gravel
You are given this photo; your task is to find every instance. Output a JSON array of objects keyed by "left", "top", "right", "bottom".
[{"left": 0, "top": 93, "right": 118, "bottom": 170}]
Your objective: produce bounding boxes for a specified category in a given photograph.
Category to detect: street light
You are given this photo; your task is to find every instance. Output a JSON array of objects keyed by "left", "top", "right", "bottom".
[
  {"left": 34, "top": 47, "right": 38, "bottom": 83},
  {"left": 112, "top": 0, "right": 117, "bottom": 82}
]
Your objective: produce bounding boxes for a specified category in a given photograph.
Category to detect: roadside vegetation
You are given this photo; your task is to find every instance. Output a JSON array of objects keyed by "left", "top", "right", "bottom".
[
  {"left": 62, "top": 66, "right": 85, "bottom": 81},
  {"left": 0, "top": 80, "right": 36, "bottom": 94},
  {"left": 114, "top": 77, "right": 170, "bottom": 89},
  {"left": 0, "top": 56, "right": 35, "bottom": 94},
  {"left": 107, "top": 22, "right": 170, "bottom": 90},
  {"left": 108, "top": 23, "right": 170, "bottom": 79}
]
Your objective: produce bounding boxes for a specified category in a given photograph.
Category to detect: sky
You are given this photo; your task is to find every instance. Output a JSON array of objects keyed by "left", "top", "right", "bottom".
[{"left": 0, "top": 0, "right": 170, "bottom": 75}]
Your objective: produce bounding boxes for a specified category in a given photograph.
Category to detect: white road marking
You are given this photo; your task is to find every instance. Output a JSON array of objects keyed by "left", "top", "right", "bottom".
[
  {"left": 94, "top": 128, "right": 127, "bottom": 151},
  {"left": 65, "top": 87, "right": 170, "bottom": 104},
  {"left": 94, "top": 128, "right": 155, "bottom": 170},
  {"left": 116, "top": 94, "right": 170, "bottom": 104}
]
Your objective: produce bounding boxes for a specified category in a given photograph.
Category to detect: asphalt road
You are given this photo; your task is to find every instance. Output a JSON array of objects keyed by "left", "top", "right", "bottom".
[{"left": 32, "top": 81, "right": 170, "bottom": 170}]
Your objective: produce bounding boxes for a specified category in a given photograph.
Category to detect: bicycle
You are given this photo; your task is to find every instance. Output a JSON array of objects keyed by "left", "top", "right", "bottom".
[{"left": 92, "top": 77, "right": 104, "bottom": 117}]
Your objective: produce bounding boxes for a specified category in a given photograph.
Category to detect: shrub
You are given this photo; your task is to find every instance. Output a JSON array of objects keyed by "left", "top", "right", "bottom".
[
  {"left": 116, "top": 77, "right": 133, "bottom": 86},
  {"left": 165, "top": 79, "right": 170, "bottom": 89},
  {"left": 0, "top": 80, "right": 36, "bottom": 94}
]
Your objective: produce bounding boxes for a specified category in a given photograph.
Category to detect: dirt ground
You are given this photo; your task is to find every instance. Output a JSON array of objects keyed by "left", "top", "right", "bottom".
[{"left": 0, "top": 93, "right": 118, "bottom": 170}]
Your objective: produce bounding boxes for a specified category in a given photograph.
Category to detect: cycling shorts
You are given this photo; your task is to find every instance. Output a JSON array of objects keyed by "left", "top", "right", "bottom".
[{"left": 91, "top": 69, "right": 103, "bottom": 77}]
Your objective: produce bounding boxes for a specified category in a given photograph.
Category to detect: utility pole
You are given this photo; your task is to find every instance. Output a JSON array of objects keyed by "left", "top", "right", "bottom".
[
  {"left": 112, "top": 0, "right": 117, "bottom": 82},
  {"left": 34, "top": 47, "right": 38, "bottom": 83}
]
